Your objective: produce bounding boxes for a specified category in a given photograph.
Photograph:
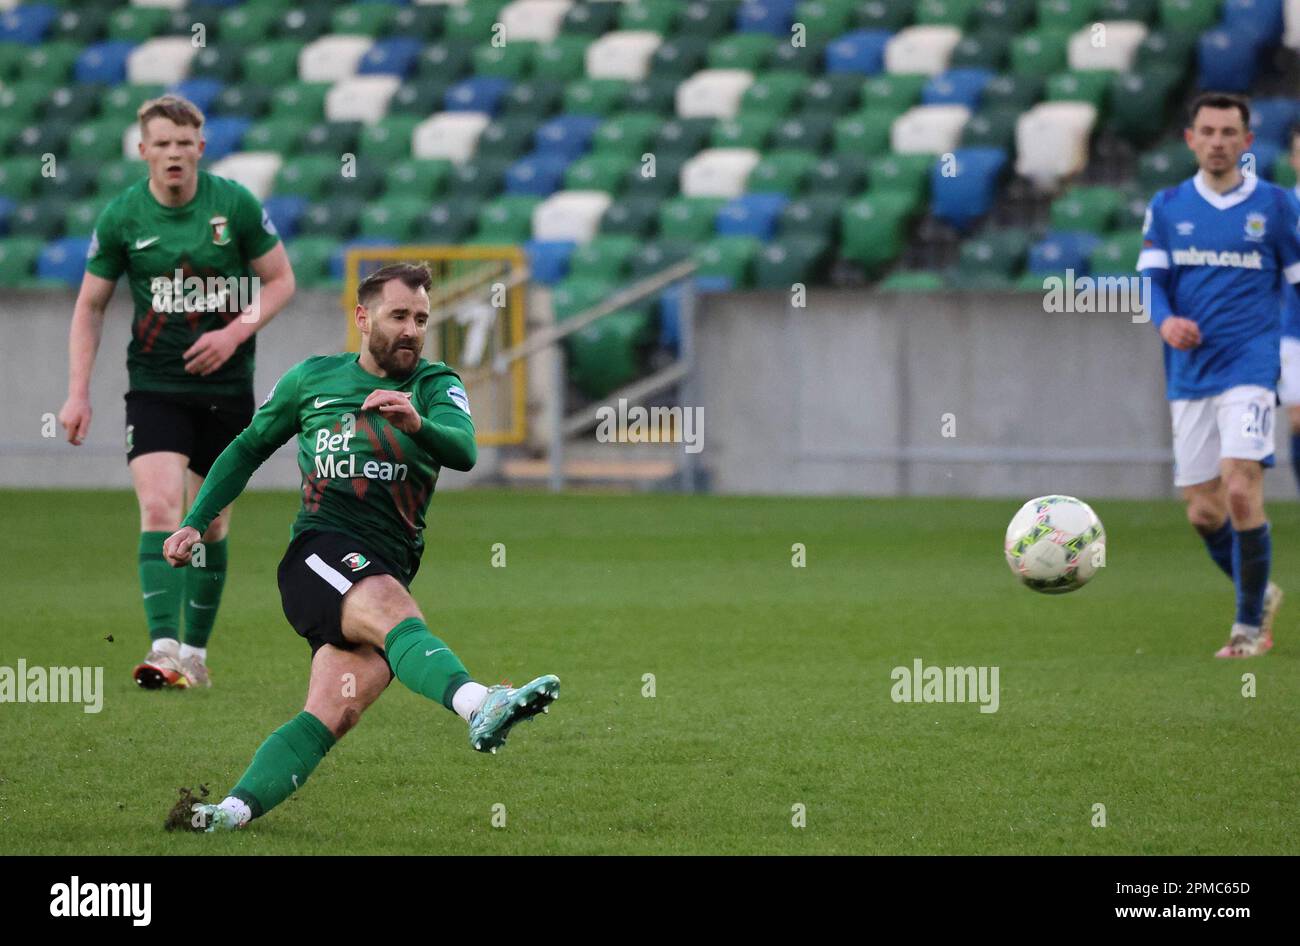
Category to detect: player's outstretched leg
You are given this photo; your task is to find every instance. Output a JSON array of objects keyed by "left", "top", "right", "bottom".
[
  {"left": 1216, "top": 460, "right": 1276, "bottom": 658},
  {"left": 185, "top": 643, "right": 390, "bottom": 832}
]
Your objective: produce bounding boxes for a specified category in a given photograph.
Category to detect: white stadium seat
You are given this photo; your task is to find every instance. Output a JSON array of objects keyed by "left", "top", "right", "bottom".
[
  {"left": 675, "top": 69, "right": 755, "bottom": 120},
  {"left": 122, "top": 123, "right": 142, "bottom": 160},
  {"left": 1015, "top": 102, "right": 1098, "bottom": 187},
  {"left": 1067, "top": 21, "right": 1148, "bottom": 71},
  {"left": 131, "top": 0, "right": 186, "bottom": 9},
  {"left": 1287, "top": 0, "right": 1300, "bottom": 49},
  {"left": 884, "top": 26, "right": 962, "bottom": 75},
  {"left": 586, "top": 30, "right": 663, "bottom": 81},
  {"left": 126, "top": 38, "right": 197, "bottom": 85},
  {"left": 532, "top": 190, "right": 612, "bottom": 243},
  {"left": 680, "top": 148, "right": 761, "bottom": 198},
  {"left": 298, "top": 35, "right": 373, "bottom": 83},
  {"left": 325, "top": 76, "right": 402, "bottom": 124},
  {"left": 891, "top": 105, "right": 971, "bottom": 155},
  {"left": 208, "top": 153, "right": 283, "bottom": 201},
  {"left": 412, "top": 112, "right": 491, "bottom": 163},
  {"left": 500, "top": 0, "right": 574, "bottom": 43}
]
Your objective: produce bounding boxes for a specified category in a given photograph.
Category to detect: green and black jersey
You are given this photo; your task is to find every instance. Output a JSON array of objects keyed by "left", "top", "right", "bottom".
[
  {"left": 86, "top": 170, "right": 281, "bottom": 396},
  {"left": 182, "top": 353, "right": 477, "bottom": 581}
]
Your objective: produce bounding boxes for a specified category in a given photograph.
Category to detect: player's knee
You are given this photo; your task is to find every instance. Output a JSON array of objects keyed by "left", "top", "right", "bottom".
[
  {"left": 1185, "top": 499, "right": 1225, "bottom": 532},
  {"left": 138, "top": 495, "right": 182, "bottom": 531}
]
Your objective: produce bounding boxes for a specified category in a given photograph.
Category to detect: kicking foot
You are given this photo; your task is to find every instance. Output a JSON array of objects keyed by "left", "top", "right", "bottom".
[
  {"left": 187, "top": 803, "right": 240, "bottom": 833},
  {"left": 1214, "top": 623, "right": 1273, "bottom": 658},
  {"left": 1262, "top": 581, "right": 1282, "bottom": 641},
  {"left": 133, "top": 649, "right": 188, "bottom": 689},
  {"left": 469, "top": 674, "right": 560, "bottom": 754},
  {"left": 179, "top": 654, "right": 211, "bottom": 689}
]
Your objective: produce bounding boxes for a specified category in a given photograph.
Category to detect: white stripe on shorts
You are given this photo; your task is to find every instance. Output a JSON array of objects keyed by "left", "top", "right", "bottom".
[{"left": 305, "top": 553, "right": 353, "bottom": 595}]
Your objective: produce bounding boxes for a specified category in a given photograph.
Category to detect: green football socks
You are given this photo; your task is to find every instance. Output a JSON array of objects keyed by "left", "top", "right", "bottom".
[
  {"left": 138, "top": 531, "right": 184, "bottom": 642},
  {"left": 384, "top": 617, "right": 472, "bottom": 711},
  {"left": 183, "top": 536, "right": 227, "bottom": 648},
  {"left": 229, "top": 712, "right": 336, "bottom": 819}
]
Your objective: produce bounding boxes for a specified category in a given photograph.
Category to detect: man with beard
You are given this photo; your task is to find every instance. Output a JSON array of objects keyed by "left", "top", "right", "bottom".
[{"left": 162, "top": 262, "right": 559, "bottom": 832}]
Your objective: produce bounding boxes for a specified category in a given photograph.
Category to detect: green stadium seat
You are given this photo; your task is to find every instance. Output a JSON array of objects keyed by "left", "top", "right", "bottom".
[
  {"left": 623, "top": 77, "right": 680, "bottom": 114},
  {"left": 1138, "top": 141, "right": 1198, "bottom": 192},
  {"left": 384, "top": 159, "right": 453, "bottom": 200},
  {"left": 532, "top": 36, "right": 591, "bottom": 80},
  {"left": 411, "top": 200, "right": 480, "bottom": 242},
  {"left": 593, "top": 112, "right": 662, "bottom": 157},
  {"left": 243, "top": 117, "right": 309, "bottom": 156},
  {"left": 1159, "top": 0, "right": 1219, "bottom": 33},
  {"left": 564, "top": 78, "right": 628, "bottom": 117},
  {"left": 1137, "top": 30, "right": 1194, "bottom": 74},
  {"left": 99, "top": 84, "right": 164, "bottom": 124},
  {"left": 767, "top": 37, "right": 829, "bottom": 74},
  {"left": 950, "top": 30, "right": 1011, "bottom": 70},
  {"left": 855, "top": 0, "right": 916, "bottom": 28},
  {"left": 276, "top": 6, "right": 334, "bottom": 43},
  {"left": 359, "top": 199, "right": 425, "bottom": 242},
  {"left": 213, "top": 84, "right": 273, "bottom": 121},
  {"left": 972, "top": 0, "right": 1037, "bottom": 30},
  {"left": 751, "top": 235, "right": 831, "bottom": 287},
  {"left": 658, "top": 196, "right": 727, "bottom": 241},
  {"left": 794, "top": 0, "right": 858, "bottom": 37},
  {"left": 284, "top": 237, "right": 336, "bottom": 289},
  {"left": 651, "top": 37, "right": 710, "bottom": 79},
  {"left": 415, "top": 43, "right": 473, "bottom": 82},
  {"left": 681, "top": 0, "right": 743, "bottom": 36},
  {"left": 19, "top": 43, "right": 79, "bottom": 84},
  {"left": 69, "top": 119, "right": 125, "bottom": 164},
  {"left": 552, "top": 277, "right": 614, "bottom": 318},
  {"left": 445, "top": 2, "right": 508, "bottom": 41},
  {"left": 805, "top": 153, "right": 870, "bottom": 197},
  {"left": 47, "top": 86, "right": 100, "bottom": 125},
  {"left": 833, "top": 110, "right": 895, "bottom": 156},
  {"left": 1275, "top": 154, "right": 1298, "bottom": 189},
  {"left": 1098, "top": 0, "right": 1158, "bottom": 18},
  {"left": 840, "top": 192, "right": 918, "bottom": 275},
  {"left": 652, "top": 119, "right": 715, "bottom": 161},
  {"left": 1108, "top": 65, "right": 1183, "bottom": 145},
  {"left": 1036, "top": 0, "right": 1100, "bottom": 29},
  {"left": 501, "top": 80, "right": 566, "bottom": 119},
  {"left": 0, "top": 82, "right": 56, "bottom": 126},
  {"left": 712, "top": 113, "right": 780, "bottom": 149},
  {"left": 0, "top": 118, "right": 21, "bottom": 158},
  {"left": 600, "top": 196, "right": 661, "bottom": 237},
  {"left": 12, "top": 120, "right": 71, "bottom": 160},
  {"left": 389, "top": 3, "right": 445, "bottom": 37},
  {"left": 222, "top": 3, "right": 288, "bottom": 45},
  {"left": 50, "top": 7, "right": 110, "bottom": 44},
  {"left": 1115, "top": 183, "right": 1152, "bottom": 230},
  {"left": 448, "top": 159, "right": 512, "bottom": 201},
  {"left": 619, "top": 0, "right": 682, "bottom": 33},
  {"left": 709, "top": 34, "right": 777, "bottom": 71},
  {"left": 771, "top": 114, "right": 834, "bottom": 151},
  {"left": 960, "top": 107, "right": 1020, "bottom": 150},
  {"left": 566, "top": 235, "right": 642, "bottom": 281},
  {"left": 565, "top": 153, "right": 630, "bottom": 194},
  {"left": 386, "top": 80, "right": 448, "bottom": 118},
  {"left": 477, "top": 196, "right": 542, "bottom": 242},
  {"left": 867, "top": 154, "right": 933, "bottom": 204},
  {"left": 956, "top": 227, "right": 1031, "bottom": 280},
  {"left": 297, "top": 198, "right": 364, "bottom": 240},
  {"left": 243, "top": 42, "right": 305, "bottom": 88},
  {"left": 0, "top": 237, "right": 44, "bottom": 286},
  {"left": 880, "top": 270, "right": 947, "bottom": 290},
  {"left": 9, "top": 197, "right": 71, "bottom": 240},
  {"left": 563, "top": 1, "right": 621, "bottom": 35},
  {"left": 359, "top": 117, "right": 420, "bottom": 164},
  {"left": 479, "top": 116, "right": 541, "bottom": 161},
  {"left": 303, "top": 122, "right": 362, "bottom": 157},
  {"left": 802, "top": 74, "right": 865, "bottom": 114},
  {"left": 780, "top": 195, "right": 844, "bottom": 240},
  {"left": 566, "top": 305, "right": 654, "bottom": 400},
  {"left": 0, "top": 42, "right": 25, "bottom": 82},
  {"left": 269, "top": 83, "right": 330, "bottom": 123},
  {"left": 474, "top": 41, "right": 538, "bottom": 80},
  {"left": 322, "top": 159, "right": 385, "bottom": 200},
  {"left": 273, "top": 156, "right": 341, "bottom": 200},
  {"left": 96, "top": 160, "right": 144, "bottom": 196},
  {"left": 694, "top": 236, "right": 762, "bottom": 287},
  {"left": 1010, "top": 29, "right": 1071, "bottom": 79},
  {"left": 628, "top": 240, "right": 695, "bottom": 278},
  {"left": 1046, "top": 70, "right": 1112, "bottom": 114},
  {"left": 1089, "top": 231, "right": 1144, "bottom": 277},
  {"left": 65, "top": 196, "right": 110, "bottom": 237},
  {"left": 742, "top": 72, "right": 810, "bottom": 117},
  {"left": 108, "top": 6, "right": 170, "bottom": 42},
  {"left": 0, "top": 159, "right": 41, "bottom": 200},
  {"left": 748, "top": 150, "right": 821, "bottom": 195},
  {"left": 917, "top": 0, "right": 978, "bottom": 28},
  {"left": 980, "top": 74, "right": 1044, "bottom": 111},
  {"left": 1050, "top": 185, "right": 1123, "bottom": 234},
  {"left": 331, "top": 3, "right": 396, "bottom": 37},
  {"left": 861, "top": 74, "right": 928, "bottom": 116}
]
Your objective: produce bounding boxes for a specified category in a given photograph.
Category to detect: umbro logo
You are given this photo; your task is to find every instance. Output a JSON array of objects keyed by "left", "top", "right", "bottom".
[
  {"left": 133, "top": 236, "right": 160, "bottom": 250},
  {"left": 1175, "top": 221, "right": 1194, "bottom": 235}
]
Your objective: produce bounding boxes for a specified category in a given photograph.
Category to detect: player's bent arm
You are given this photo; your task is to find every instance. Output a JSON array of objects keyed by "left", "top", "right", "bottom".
[
  {"left": 411, "top": 410, "right": 478, "bottom": 472},
  {"left": 59, "top": 272, "right": 118, "bottom": 443}
]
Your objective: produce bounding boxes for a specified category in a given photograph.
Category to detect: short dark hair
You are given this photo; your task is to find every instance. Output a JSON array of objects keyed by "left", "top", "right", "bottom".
[
  {"left": 1187, "top": 92, "right": 1251, "bottom": 130},
  {"left": 357, "top": 262, "right": 433, "bottom": 308}
]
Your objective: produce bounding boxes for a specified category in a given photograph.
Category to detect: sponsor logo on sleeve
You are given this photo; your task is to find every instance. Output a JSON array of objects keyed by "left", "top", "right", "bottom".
[{"left": 447, "top": 385, "right": 471, "bottom": 415}]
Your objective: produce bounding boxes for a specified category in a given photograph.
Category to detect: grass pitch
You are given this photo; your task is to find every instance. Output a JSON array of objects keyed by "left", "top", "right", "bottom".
[{"left": 1, "top": 489, "right": 1296, "bottom": 855}]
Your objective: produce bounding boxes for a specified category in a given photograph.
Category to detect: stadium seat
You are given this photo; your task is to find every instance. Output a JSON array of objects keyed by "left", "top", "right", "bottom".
[
  {"left": 1249, "top": 98, "right": 1300, "bottom": 149},
  {"left": 930, "top": 147, "right": 1008, "bottom": 231},
  {"left": 960, "top": 107, "right": 1020, "bottom": 150},
  {"left": 950, "top": 29, "right": 1011, "bottom": 69},
  {"left": 1010, "top": 28, "right": 1070, "bottom": 78},
  {"left": 1108, "top": 66, "right": 1182, "bottom": 145},
  {"left": 244, "top": 41, "right": 307, "bottom": 87},
  {"left": 883, "top": 26, "right": 962, "bottom": 74},
  {"left": 1197, "top": 29, "right": 1260, "bottom": 92},
  {"left": 750, "top": 234, "right": 832, "bottom": 287},
  {"left": 980, "top": 74, "right": 1044, "bottom": 111},
  {"left": 805, "top": 153, "right": 870, "bottom": 197},
  {"left": 263, "top": 196, "right": 309, "bottom": 241},
  {"left": 680, "top": 148, "right": 762, "bottom": 197},
  {"left": 802, "top": 73, "right": 864, "bottom": 114},
  {"left": 623, "top": 152, "right": 688, "bottom": 199},
  {"left": 410, "top": 200, "right": 481, "bottom": 243},
  {"left": 1046, "top": 71, "right": 1112, "bottom": 115},
  {"left": 564, "top": 1, "right": 621, "bottom": 36},
  {"left": 95, "top": 160, "right": 144, "bottom": 196},
  {"left": 657, "top": 196, "right": 726, "bottom": 241},
  {"left": 1223, "top": 0, "right": 1285, "bottom": 48},
  {"left": 0, "top": 236, "right": 44, "bottom": 286},
  {"left": 473, "top": 41, "right": 538, "bottom": 81},
  {"left": 212, "top": 84, "right": 273, "bottom": 121},
  {"left": 505, "top": 153, "right": 572, "bottom": 197},
  {"left": 716, "top": 193, "right": 789, "bottom": 239},
  {"left": 477, "top": 116, "right": 541, "bottom": 161},
  {"left": 1050, "top": 185, "right": 1124, "bottom": 234},
  {"left": 709, "top": 35, "right": 777, "bottom": 73},
  {"left": 446, "top": 77, "right": 514, "bottom": 115},
  {"left": 857, "top": 0, "right": 919, "bottom": 30},
  {"left": 273, "top": 156, "right": 341, "bottom": 200},
  {"left": 1067, "top": 21, "right": 1148, "bottom": 71},
  {"left": 1037, "top": 0, "right": 1099, "bottom": 30},
  {"left": 1160, "top": 0, "right": 1221, "bottom": 33},
  {"left": 1015, "top": 102, "right": 1097, "bottom": 187},
  {"left": 956, "top": 227, "right": 1031, "bottom": 281},
  {"left": 710, "top": 113, "right": 777, "bottom": 149},
  {"left": 564, "top": 79, "right": 630, "bottom": 117},
  {"left": 862, "top": 74, "right": 930, "bottom": 115},
  {"left": 533, "top": 35, "right": 592, "bottom": 80},
  {"left": 564, "top": 153, "right": 629, "bottom": 194},
  {"left": 747, "top": 149, "right": 821, "bottom": 194},
  {"left": 284, "top": 237, "right": 336, "bottom": 289},
  {"left": 628, "top": 239, "right": 696, "bottom": 277},
  {"left": 63, "top": 196, "right": 105, "bottom": 237},
  {"left": 332, "top": 3, "right": 397, "bottom": 39},
  {"left": 567, "top": 234, "right": 641, "bottom": 281},
  {"left": 1028, "top": 231, "right": 1103, "bottom": 276},
  {"left": 299, "top": 36, "right": 374, "bottom": 83},
  {"left": 447, "top": 158, "right": 513, "bottom": 201},
  {"left": 1138, "top": 29, "right": 1195, "bottom": 73},
  {"left": 9, "top": 198, "right": 70, "bottom": 240},
  {"left": 737, "top": 0, "right": 796, "bottom": 35},
  {"left": 75, "top": 40, "right": 135, "bottom": 85},
  {"left": 779, "top": 195, "right": 844, "bottom": 240},
  {"left": 593, "top": 112, "right": 661, "bottom": 156},
  {"left": 586, "top": 30, "right": 663, "bottom": 81},
  {"left": 535, "top": 115, "right": 603, "bottom": 159},
  {"left": 523, "top": 238, "right": 576, "bottom": 285},
  {"left": 200, "top": 117, "right": 250, "bottom": 162},
  {"left": 326, "top": 77, "right": 403, "bottom": 125},
  {"left": 833, "top": 109, "right": 897, "bottom": 155},
  {"left": 1137, "top": 139, "right": 1199, "bottom": 191},
  {"left": 624, "top": 76, "right": 681, "bottom": 113},
  {"left": 923, "top": 68, "right": 995, "bottom": 109},
  {"left": 771, "top": 113, "right": 834, "bottom": 150},
  {"left": 0, "top": 4, "right": 57, "bottom": 44},
  {"left": 532, "top": 189, "right": 612, "bottom": 242},
  {"left": 36, "top": 236, "right": 90, "bottom": 286},
  {"left": 676, "top": 69, "right": 756, "bottom": 119},
  {"left": 209, "top": 152, "right": 281, "bottom": 201},
  {"left": 743, "top": 71, "right": 810, "bottom": 115},
  {"left": 107, "top": 7, "right": 169, "bottom": 43},
  {"left": 693, "top": 235, "right": 762, "bottom": 289},
  {"left": 840, "top": 191, "right": 917, "bottom": 274},
  {"left": 1089, "top": 231, "right": 1145, "bottom": 276},
  {"left": 767, "top": 36, "right": 830, "bottom": 72},
  {"left": 600, "top": 195, "right": 661, "bottom": 236},
  {"left": 502, "top": 80, "right": 567, "bottom": 118},
  {"left": 359, "top": 39, "right": 424, "bottom": 79},
  {"left": 413, "top": 113, "right": 491, "bottom": 164},
  {"left": 359, "top": 199, "right": 426, "bottom": 242},
  {"left": 415, "top": 43, "right": 474, "bottom": 83},
  {"left": 566, "top": 304, "right": 653, "bottom": 398},
  {"left": 276, "top": 7, "right": 334, "bottom": 44},
  {"left": 824, "top": 30, "right": 891, "bottom": 74},
  {"left": 891, "top": 104, "right": 971, "bottom": 154},
  {"left": 270, "top": 82, "right": 330, "bottom": 122},
  {"left": 384, "top": 159, "right": 453, "bottom": 202},
  {"left": 297, "top": 198, "right": 365, "bottom": 240},
  {"left": 389, "top": 80, "right": 452, "bottom": 117},
  {"left": 126, "top": 38, "right": 195, "bottom": 85},
  {"left": 242, "top": 118, "right": 307, "bottom": 157}
]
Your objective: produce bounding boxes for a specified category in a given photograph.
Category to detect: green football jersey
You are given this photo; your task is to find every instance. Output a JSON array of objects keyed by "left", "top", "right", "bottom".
[
  {"left": 86, "top": 170, "right": 280, "bottom": 396},
  {"left": 186, "top": 353, "right": 475, "bottom": 582}
]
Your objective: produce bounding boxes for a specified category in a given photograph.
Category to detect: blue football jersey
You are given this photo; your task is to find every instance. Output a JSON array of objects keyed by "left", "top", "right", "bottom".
[
  {"left": 1137, "top": 172, "right": 1300, "bottom": 400},
  {"left": 1282, "top": 184, "right": 1300, "bottom": 340}
]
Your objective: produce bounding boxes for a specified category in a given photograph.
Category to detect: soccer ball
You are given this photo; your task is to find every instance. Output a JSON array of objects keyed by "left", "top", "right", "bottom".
[{"left": 1004, "top": 495, "right": 1106, "bottom": 594}]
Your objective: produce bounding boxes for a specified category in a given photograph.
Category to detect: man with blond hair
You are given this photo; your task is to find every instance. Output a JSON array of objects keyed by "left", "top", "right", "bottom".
[{"left": 58, "top": 95, "right": 297, "bottom": 689}]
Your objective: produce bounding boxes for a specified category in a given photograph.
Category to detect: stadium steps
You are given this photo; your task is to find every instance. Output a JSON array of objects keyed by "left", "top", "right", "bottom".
[{"left": 499, "top": 455, "right": 680, "bottom": 489}]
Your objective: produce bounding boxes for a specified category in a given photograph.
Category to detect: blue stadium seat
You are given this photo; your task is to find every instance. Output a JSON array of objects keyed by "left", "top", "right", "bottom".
[
  {"left": 736, "top": 0, "right": 798, "bottom": 35},
  {"left": 930, "top": 147, "right": 1008, "bottom": 232},
  {"left": 0, "top": 3, "right": 57, "bottom": 43},
  {"left": 200, "top": 116, "right": 250, "bottom": 161},
  {"left": 329, "top": 238, "right": 397, "bottom": 281},
  {"left": 1028, "top": 231, "right": 1103, "bottom": 277},
  {"left": 1248, "top": 97, "right": 1299, "bottom": 149},
  {"left": 824, "top": 30, "right": 890, "bottom": 75},
  {"left": 169, "top": 79, "right": 224, "bottom": 115},
  {"left": 37, "top": 236, "right": 91, "bottom": 286},
  {"left": 1196, "top": 29, "right": 1259, "bottom": 93},
  {"left": 657, "top": 282, "right": 692, "bottom": 352},
  {"left": 263, "top": 195, "right": 309, "bottom": 241},
  {"left": 1223, "top": 0, "right": 1284, "bottom": 48},
  {"left": 358, "top": 37, "right": 423, "bottom": 77},
  {"left": 923, "top": 69, "right": 996, "bottom": 110},
  {"left": 716, "top": 193, "right": 788, "bottom": 239},
  {"left": 0, "top": 196, "right": 14, "bottom": 236},
  {"left": 74, "top": 41, "right": 135, "bottom": 85},
  {"left": 445, "top": 77, "right": 512, "bottom": 114},
  {"left": 534, "top": 115, "right": 602, "bottom": 159},
  {"left": 523, "top": 239, "right": 576, "bottom": 285},
  {"left": 505, "top": 153, "right": 571, "bottom": 196}
]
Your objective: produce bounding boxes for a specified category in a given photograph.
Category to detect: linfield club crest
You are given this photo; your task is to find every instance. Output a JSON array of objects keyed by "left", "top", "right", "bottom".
[
  {"left": 341, "top": 552, "right": 369, "bottom": 572},
  {"left": 1244, "top": 212, "right": 1266, "bottom": 241},
  {"left": 210, "top": 215, "right": 231, "bottom": 246}
]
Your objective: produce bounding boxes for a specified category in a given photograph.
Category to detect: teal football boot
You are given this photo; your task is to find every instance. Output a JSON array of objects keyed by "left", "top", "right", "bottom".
[{"left": 468, "top": 674, "right": 560, "bottom": 753}]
